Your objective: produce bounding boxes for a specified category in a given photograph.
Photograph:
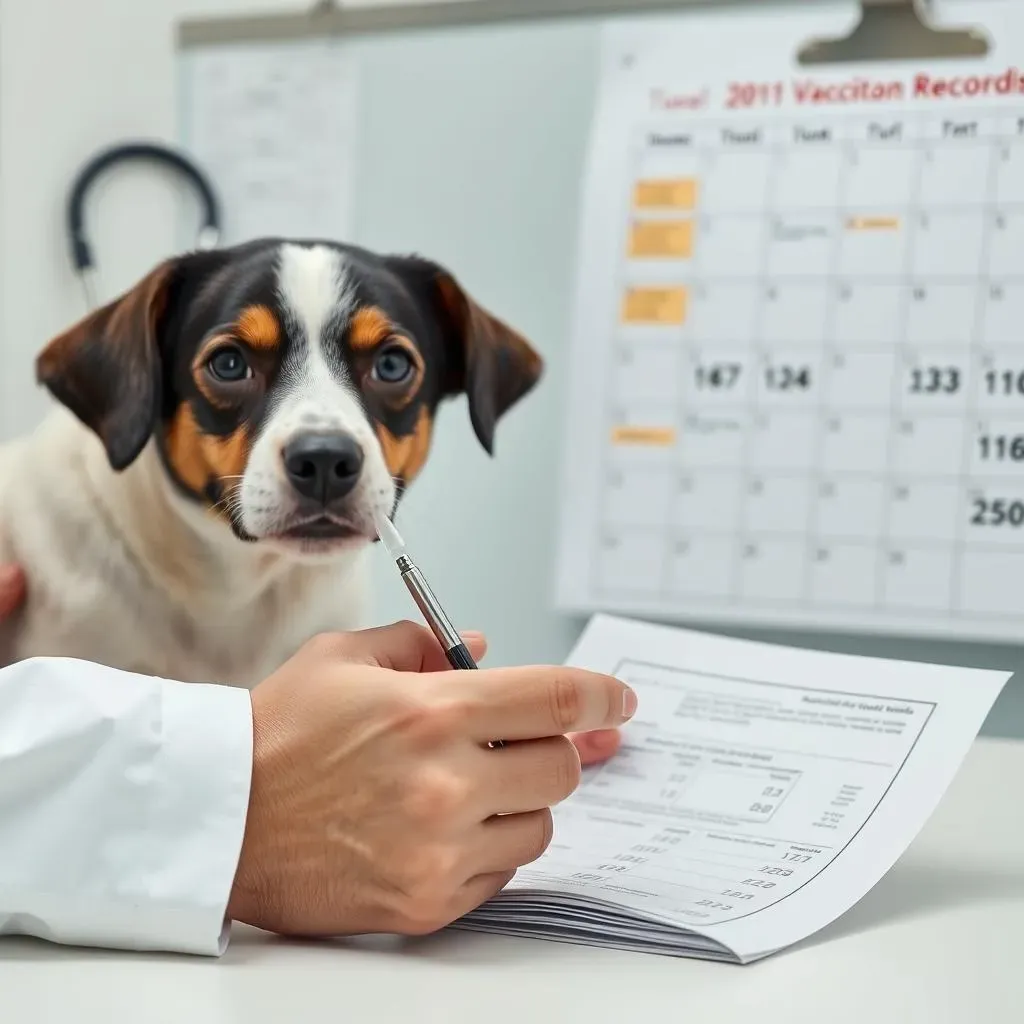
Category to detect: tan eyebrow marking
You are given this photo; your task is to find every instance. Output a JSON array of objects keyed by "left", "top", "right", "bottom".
[
  {"left": 235, "top": 304, "right": 281, "bottom": 351},
  {"left": 350, "top": 306, "right": 392, "bottom": 351}
]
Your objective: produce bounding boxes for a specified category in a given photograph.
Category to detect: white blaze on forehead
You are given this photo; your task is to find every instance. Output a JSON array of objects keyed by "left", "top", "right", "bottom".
[
  {"left": 275, "top": 242, "right": 355, "bottom": 360},
  {"left": 273, "top": 242, "right": 360, "bottom": 421}
]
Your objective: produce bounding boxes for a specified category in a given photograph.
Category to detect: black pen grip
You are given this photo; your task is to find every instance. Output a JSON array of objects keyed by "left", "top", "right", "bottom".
[{"left": 445, "top": 642, "right": 478, "bottom": 670}]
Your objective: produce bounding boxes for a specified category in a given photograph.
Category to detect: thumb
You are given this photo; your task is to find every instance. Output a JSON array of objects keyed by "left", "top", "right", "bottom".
[
  {"left": 0, "top": 565, "right": 26, "bottom": 619},
  {"left": 335, "top": 619, "right": 488, "bottom": 672}
]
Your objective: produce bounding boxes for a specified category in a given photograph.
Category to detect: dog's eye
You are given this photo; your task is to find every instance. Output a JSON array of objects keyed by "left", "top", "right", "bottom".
[
  {"left": 372, "top": 346, "right": 413, "bottom": 385},
  {"left": 207, "top": 347, "right": 252, "bottom": 383}
]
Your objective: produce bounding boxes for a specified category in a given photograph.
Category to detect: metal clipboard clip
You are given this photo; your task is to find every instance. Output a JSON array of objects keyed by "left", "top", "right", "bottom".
[{"left": 799, "top": 0, "right": 989, "bottom": 65}]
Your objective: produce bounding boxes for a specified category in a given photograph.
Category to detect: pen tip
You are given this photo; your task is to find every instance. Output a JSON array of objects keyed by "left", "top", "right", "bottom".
[{"left": 373, "top": 509, "right": 407, "bottom": 561}]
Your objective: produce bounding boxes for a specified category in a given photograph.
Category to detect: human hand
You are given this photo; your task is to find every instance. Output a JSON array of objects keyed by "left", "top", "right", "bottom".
[
  {"left": 228, "top": 621, "right": 636, "bottom": 938},
  {"left": 0, "top": 564, "right": 26, "bottom": 619}
]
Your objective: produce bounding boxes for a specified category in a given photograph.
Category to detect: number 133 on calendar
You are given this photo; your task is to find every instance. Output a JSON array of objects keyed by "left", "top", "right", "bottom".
[{"left": 555, "top": 2, "right": 1024, "bottom": 641}]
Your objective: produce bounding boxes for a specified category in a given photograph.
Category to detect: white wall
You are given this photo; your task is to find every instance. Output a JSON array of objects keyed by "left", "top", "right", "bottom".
[
  {"left": 0, "top": 0, "right": 461, "bottom": 437},
  {"left": 3, "top": 0, "right": 1024, "bottom": 738}
]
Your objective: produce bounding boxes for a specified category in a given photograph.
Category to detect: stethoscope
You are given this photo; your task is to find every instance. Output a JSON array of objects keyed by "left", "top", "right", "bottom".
[{"left": 66, "top": 141, "right": 222, "bottom": 310}]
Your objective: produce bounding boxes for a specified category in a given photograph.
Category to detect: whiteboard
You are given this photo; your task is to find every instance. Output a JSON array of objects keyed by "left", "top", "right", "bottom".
[
  {"left": 176, "top": 1, "right": 1024, "bottom": 737},
  {"left": 180, "top": 36, "right": 360, "bottom": 245}
]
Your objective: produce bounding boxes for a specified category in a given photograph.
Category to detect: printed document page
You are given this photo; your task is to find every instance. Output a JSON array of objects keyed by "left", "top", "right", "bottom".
[{"left": 459, "top": 615, "right": 1010, "bottom": 962}]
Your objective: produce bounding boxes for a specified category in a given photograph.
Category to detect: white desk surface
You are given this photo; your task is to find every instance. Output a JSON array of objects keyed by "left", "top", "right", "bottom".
[{"left": 2, "top": 736, "right": 1022, "bottom": 1024}]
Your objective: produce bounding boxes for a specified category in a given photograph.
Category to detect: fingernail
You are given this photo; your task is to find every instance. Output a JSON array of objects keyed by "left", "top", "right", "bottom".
[
  {"left": 623, "top": 687, "right": 638, "bottom": 720},
  {"left": 461, "top": 630, "right": 485, "bottom": 644}
]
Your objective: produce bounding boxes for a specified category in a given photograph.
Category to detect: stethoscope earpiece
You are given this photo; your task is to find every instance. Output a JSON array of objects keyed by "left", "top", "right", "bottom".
[{"left": 66, "top": 141, "right": 221, "bottom": 310}]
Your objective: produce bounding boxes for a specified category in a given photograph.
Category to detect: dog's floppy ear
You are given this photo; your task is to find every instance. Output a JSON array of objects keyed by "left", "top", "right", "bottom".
[
  {"left": 36, "top": 260, "right": 180, "bottom": 471},
  {"left": 388, "top": 255, "right": 544, "bottom": 455}
]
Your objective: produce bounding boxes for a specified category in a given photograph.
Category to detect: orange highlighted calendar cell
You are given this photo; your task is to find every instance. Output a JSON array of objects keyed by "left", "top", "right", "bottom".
[
  {"left": 611, "top": 426, "right": 676, "bottom": 446},
  {"left": 628, "top": 219, "right": 694, "bottom": 258},
  {"left": 633, "top": 178, "right": 698, "bottom": 210},
  {"left": 621, "top": 286, "right": 688, "bottom": 325},
  {"left": 845, "top": 215, "right": 901, "bottom": 231}
]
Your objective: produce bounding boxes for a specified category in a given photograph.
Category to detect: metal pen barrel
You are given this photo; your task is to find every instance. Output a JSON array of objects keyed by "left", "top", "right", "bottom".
[{"left": 397, "top": 555, "right": 462, "bottom": 652}]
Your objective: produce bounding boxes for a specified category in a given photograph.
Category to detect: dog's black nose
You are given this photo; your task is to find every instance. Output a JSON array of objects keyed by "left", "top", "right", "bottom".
[{"left": 283, "top": 433, "right": 364, "bottom": 505}]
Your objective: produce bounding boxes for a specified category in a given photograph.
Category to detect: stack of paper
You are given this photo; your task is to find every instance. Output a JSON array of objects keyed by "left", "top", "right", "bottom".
[{"left": 456, "top": 615, "right": 1010, "bottom": 963}]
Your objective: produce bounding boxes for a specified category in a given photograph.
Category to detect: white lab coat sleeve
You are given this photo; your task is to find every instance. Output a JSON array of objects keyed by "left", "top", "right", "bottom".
[{"left": 0, "top": 657, "right": 253, "bottom": 956}]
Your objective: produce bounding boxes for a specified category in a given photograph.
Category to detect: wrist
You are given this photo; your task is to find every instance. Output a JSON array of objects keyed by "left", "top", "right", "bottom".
[
  {"left": 227, "top": 690, "right": 272, "bottom": 927},
  {"left": 227, "top": 853, "right": 264, "bottom": 926}
]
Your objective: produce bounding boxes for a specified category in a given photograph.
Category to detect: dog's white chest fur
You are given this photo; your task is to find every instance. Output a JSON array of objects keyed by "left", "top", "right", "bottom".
[{"left": 0, "top": 410, "right": 371, "bottom": 687}]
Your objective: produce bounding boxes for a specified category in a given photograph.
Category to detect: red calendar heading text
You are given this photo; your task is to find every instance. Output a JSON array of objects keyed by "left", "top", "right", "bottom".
[{"left": 657, "top": 66, "right": 1024, "bottom": 111}]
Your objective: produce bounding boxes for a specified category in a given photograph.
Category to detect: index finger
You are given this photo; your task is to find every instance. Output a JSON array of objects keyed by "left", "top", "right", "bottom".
[
  {"left": 443, "top": 665, "right": 637, "bottom": 743},
  {"left": 334, "top": 620, "right": 488, "bottom": 672}
]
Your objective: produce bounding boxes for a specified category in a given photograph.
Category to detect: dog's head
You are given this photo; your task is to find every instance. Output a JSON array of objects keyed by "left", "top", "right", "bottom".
[{"left": 36, "top": 239, "right": 542, "bottom": 555}]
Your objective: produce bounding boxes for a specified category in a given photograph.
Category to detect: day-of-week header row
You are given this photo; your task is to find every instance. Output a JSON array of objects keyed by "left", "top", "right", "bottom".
[{"left": 635, "top": 114, "right": 1024, "bottom": 151}]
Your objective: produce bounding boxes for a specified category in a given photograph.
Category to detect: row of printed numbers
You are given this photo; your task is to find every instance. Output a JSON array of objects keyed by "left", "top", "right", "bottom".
[
  {"left": 678, "top": 360, "right": 1024, "bottom": 396},
  {"left": 695, "top": 362, "right": 810, "bottom": 391}
]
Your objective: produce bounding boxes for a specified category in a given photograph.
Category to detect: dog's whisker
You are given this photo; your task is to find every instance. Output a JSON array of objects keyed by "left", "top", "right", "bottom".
[{"left": 210, "top": 490, "right": 246, "bottom": 517}]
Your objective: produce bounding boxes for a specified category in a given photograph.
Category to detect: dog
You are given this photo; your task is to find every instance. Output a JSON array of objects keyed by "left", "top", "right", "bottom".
[{"left": 0, "top": 238, "right": 542, "bottom": 685}]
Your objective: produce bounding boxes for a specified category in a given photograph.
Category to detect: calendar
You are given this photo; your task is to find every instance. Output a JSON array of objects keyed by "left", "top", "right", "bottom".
[{"left": 554, "top": 1, "right": 1024, "bottom": 641}]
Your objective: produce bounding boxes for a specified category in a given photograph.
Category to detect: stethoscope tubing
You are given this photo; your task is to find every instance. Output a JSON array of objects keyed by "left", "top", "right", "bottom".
[{"left": 66, "top": 140, "right": 221, "bottom": 310}]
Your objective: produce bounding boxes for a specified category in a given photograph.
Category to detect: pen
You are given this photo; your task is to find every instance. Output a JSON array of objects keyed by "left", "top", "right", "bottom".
[
  {"left": 373, "top": 510, "right": 478, "bottom": 671},
  {"left": 373, "top": 511, "right": 505, "bottom": 749}
]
